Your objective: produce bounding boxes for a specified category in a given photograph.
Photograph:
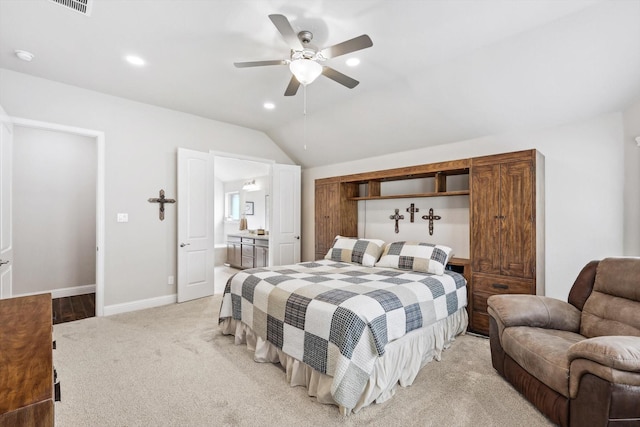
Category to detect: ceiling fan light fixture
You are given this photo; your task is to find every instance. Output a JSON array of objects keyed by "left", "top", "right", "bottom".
[{"left": 289, "top": 59, "right": 322, "bottom": 85}]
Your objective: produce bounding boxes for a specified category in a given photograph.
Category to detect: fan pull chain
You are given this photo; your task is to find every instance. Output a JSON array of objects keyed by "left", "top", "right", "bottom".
[{"left": 303, "top": 84, "right": 308, "bottom": 151}]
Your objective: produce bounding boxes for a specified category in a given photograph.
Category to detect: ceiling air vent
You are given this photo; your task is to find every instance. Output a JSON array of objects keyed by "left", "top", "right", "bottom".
[{"left": 49, "top": 0, "right": 93, "bottom": 16}]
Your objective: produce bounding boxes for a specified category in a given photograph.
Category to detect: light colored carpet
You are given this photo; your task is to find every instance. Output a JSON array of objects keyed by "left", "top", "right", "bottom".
[{"left": 53, "top": 295, "right": 553, "bottom": 427}]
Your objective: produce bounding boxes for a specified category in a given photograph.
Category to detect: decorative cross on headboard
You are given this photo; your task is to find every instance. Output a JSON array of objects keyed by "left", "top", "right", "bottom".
[
  {"left": 148, "top": 189, "right": 176, "bottom": 221},
  {"left": 389, "top": 208, "right": 404, "bottom": 233},
  {"left": 406, "top": 203, "right": 419, "bottom": 222},
  {"left": 421, "top": 208, "right": 441, "bottom": 235}
]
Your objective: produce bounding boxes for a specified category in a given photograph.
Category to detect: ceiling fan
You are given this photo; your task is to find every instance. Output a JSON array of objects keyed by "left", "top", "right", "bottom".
[{"left": 234, "top": 14, "right": 373, "bottom": 96}]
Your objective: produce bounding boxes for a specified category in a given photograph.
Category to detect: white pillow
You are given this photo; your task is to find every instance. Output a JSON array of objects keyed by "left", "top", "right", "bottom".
[
  {"left": 324, "top": 236, "right": 385, "bottom": 267},
  {"left": 375, "top": 241, "right": 453, "bottom": 275}
]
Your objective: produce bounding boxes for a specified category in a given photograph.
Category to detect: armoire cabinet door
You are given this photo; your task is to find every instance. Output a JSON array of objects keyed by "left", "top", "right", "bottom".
[
  {"left": 314, "top": 181, "right": 339, "bottom": 259},
  {"left": 315, "top": 179, "right": 358, "bottom": 260},
  {"left": 471, "top": 159, "right": 534, "bottom": 279},
  {"left": 471, "top": 164, "right": 501, "bottom": 275},
  {"left": 500, "top": 160, "right": 534, "bottom": 278},
  {"left": 314, "top": 184, "right": 327, "bottom": 258}
]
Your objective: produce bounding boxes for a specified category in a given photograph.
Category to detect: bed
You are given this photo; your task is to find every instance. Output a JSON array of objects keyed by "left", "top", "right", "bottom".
[{"left": 218, "top": 238, "right": 468, "bottom": 415}]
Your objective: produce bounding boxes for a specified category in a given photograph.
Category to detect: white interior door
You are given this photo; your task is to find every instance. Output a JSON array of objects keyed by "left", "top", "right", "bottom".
[
  {"left": 177, "top": 148, "right": 214, "bottom": 302},
  {"left": 270, "top": 163, "right": 301, "bottom": 266},
  {"left": 0, "top": 112, "right": 13, "bottom": 298}
]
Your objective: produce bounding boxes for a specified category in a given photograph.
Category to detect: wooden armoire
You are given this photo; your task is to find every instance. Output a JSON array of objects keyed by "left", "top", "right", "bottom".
[
  {"left": 469, "top": 149, "right": 544, "bottom": 334},
  {"left": 313, "top": 149, "right": 544, "bottom": 335}
]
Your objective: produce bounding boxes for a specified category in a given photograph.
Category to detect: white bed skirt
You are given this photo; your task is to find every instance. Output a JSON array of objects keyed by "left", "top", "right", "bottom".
[{"left": 220, "top": 307, "right": 468, "bottom": 415}]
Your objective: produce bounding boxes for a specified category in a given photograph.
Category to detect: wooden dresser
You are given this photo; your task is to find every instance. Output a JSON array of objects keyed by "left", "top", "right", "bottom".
[{"left": 0, "top": 294, "right": 54, "bottom": 427}]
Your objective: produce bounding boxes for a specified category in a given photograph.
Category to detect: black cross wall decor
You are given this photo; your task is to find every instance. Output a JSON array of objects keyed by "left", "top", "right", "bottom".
[
  {"left": 406, "top": 203, "right": 419, "bottom": 222},
  {"left": 421, "top": 208, "right": 441, "bottom": 236},
  {"left": 389, "top": 209, "right": 404, "bottom": 233},
  {"left": 148, "top": 189, "right": 176, "bottom": 221}
]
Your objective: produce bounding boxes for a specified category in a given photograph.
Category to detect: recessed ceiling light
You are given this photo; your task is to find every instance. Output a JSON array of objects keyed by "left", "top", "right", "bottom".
[
  {"left": 15, "top": 50, "right": 35, "bottom": 62},
  {"left": 263, "top": 102, "right": 275, "bottom": 110},
  {"left": 346, "top": 57, "right": 360, "bottom": 67},
  {"left": 125, "top": 55, "right": 145, "bottom": 66}
]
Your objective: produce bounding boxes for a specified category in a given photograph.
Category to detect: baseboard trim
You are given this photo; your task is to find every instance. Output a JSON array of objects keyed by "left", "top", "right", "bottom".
[
  {"left": 466, "top": 331, "right": 489, "bottom": 339},
  {"left": 103, "top": 294, "right": 177, "bottom": 316},
  {"left": 15, "top": 284, "right": 96, "bottom": 299}
]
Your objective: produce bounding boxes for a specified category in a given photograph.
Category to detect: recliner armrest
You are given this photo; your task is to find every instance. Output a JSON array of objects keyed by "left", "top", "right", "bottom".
[
  {"left": 487, "top": 294, "right": 581, "bottom": 332},
  {"left": 568, "top": 336, "right": 640, "bottom": 397},
  {"left": 568, "top": 336, "right": 640, "bottom": 372}
]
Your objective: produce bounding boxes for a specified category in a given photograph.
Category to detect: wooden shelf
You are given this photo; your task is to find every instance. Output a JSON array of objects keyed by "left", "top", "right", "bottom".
[
  {"left": 337, "top": 159, "right": 470, "bottom": 183},
  {"left": 337, "top": 160, "right": 470, "bottom": 200},
  {"left": 350, "top": 190, "right": 469, "bottom": 201}
]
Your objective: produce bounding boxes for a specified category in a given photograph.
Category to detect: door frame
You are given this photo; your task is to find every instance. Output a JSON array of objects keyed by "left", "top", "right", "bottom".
[
  {"left": 212, "top": 150, "right": 275, "bottom": 259},
  {"left": 212, "top": 151, "right": 275, "bottom": 174},
  {"left": 10, "top": 117, "right": 106, "bottom": 316}
]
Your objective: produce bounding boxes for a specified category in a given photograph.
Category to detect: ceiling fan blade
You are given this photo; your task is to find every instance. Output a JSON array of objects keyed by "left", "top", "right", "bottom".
[
  {"left": 284, "top": 76, "right": 300, "bottom": 96},
  {"left": 269, "top": 14, "right": 302, "bottom": 50},
  {"left": 234, "top": 60, "right": 287, "bottom": 68},
  {"left": 322, "top": 67, "right": 359, "bottom": 89},
  {"left": 320, "top": 34, "right": 373, "bottom": 59}
]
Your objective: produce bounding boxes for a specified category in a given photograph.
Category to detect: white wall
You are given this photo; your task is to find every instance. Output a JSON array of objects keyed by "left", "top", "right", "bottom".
[
  {"left": 0, "top": 69, "right": 294, "bottom": 309},
  {"left": 303, "top": 112, "right": 625, "bottom": 301},
  {"left": 623, "top": 100, "right": 640, "bottom": 256},
  {"left": 13, "top": 126, "right": 96, "bottom": 295},
  {"left": 355, "top": 177, "right": 470, "bottom": 258},
  {"left": 244, "top": 175, "right": 269, "bottom": 231},
  {"left": 222, "top": 180, "right": 242, "bottom": 238}
]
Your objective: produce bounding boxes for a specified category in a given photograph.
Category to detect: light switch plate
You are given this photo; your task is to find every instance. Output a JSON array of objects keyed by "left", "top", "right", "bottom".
[{"left": 117, "top": 213, "right": 128, "bottom": 223}]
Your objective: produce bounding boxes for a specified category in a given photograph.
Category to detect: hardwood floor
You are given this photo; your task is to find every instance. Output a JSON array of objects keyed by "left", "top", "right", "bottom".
[
  {"left": 50, "top": 271, "right": 235, "bottom": 326},
  {"left": 52, "top": 293, "right": 95, "bottom": 325}
]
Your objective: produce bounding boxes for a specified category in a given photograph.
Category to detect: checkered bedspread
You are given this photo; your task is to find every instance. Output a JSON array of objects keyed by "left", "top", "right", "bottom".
[{"left": 218, "top": 260, "right": 467, "bottom": 409}]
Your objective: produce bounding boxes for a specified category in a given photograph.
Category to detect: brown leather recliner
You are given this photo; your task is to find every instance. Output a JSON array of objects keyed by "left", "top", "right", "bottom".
[{"left": 487, "top": 257, "right": 640, "bottom": 427}]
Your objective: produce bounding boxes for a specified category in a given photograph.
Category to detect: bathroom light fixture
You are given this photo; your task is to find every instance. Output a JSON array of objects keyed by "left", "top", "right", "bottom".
[
  {"left": 242, "top": 179, "right": 259, "bottom": 191},
  {"left": 263, "top": 102, "right": 275, "bottom": 110},
  {"left": 289, "top": 59, "right": 322, "bottom": 85}
]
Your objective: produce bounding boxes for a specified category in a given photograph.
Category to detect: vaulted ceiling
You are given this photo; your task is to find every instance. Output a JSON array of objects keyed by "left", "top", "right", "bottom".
[{"left": 1, "top": 0, "right": 639, "bottom": 169}]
